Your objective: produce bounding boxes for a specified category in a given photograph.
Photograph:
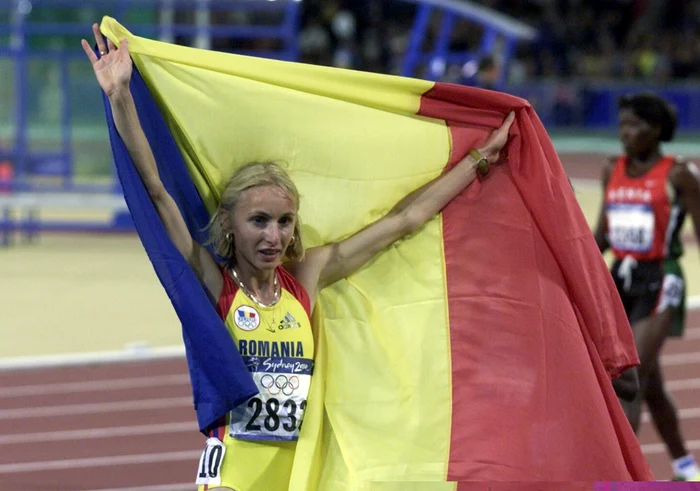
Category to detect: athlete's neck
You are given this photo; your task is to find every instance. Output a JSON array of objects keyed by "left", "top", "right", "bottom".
[
  {"left": 231, "top": 261, "right": 278, "bottom": 304},
  {"left": 628, "top": 149, "right": 662, "bottom": 171}
]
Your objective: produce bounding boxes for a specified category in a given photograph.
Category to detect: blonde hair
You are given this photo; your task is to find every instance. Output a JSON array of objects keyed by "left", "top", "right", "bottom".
[{"left": 206, "top": 161, "right": 304, "bottom": 265}]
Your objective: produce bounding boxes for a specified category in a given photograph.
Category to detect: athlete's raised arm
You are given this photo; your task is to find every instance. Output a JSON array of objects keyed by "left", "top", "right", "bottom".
[
  {"left": 81, "top": 24, "right": 222, "bottom": 299},
  {"left": 288, "top": 112, "right": 515, "bottom": 310}
]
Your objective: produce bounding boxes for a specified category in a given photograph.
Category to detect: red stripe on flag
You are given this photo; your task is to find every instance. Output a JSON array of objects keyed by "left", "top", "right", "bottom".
[
  {"left": 420, "top": 84, "right": 549, "bottom": 481},
  {"left": 417, "top": 82, "right": 653, "bottom": 482}
]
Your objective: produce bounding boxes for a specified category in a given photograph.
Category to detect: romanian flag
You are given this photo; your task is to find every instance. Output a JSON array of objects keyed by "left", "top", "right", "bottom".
[{"left": 99, "top": 16, "right": 653, "bottom": 488}]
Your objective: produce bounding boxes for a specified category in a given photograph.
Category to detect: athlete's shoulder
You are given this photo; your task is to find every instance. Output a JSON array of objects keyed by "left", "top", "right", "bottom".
[
  {"left": 606, "top": 155, "right": 623, "bottom": 166},
  {"left": 602, "top": 155, "right": 623, "bottom": 183},
  {"left": 670, "top": 155, "right": 697, "bottom": 170},
  {"left": 669, "top": 155, "right": 699, "bottom": 178},
  {"left": 278, "top": 266, "right": 311, "bottom": 318},
  {"left": 666, "top": 156, "right": 700, "bottom": 200},
  {"left": 216, "top": 263, "right": 240, "bottom": 319}
]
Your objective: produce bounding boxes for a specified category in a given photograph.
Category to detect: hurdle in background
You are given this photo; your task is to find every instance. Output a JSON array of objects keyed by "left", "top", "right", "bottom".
[{"left": 0, "top": 191, "right": 129, "bottom": 247}]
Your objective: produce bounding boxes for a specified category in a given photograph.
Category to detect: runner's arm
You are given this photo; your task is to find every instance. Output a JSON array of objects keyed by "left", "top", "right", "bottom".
[
  {"left": 288, "top": 112, "right": 515, "bottom": 310},
  {"left": 671, "top": 160, "right": 700, "bottom": 248},
  {"left": 593, "top": 158, "right": 614, "bottom": 253},
  {"left": 81, "top": 27, "right": 222, "bottom": 299}
]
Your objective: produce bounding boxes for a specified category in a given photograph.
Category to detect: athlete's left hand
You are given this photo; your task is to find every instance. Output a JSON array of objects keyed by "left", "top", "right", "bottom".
[{"left": 477, "top": 111, "right": 515, "bottom": 165}]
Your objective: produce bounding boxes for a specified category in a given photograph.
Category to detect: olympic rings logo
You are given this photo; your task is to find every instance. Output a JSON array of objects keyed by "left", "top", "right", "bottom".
[
  {"left": 237, "top": 317, "right": 257, "bottom": 329},
  {"left": 260, "top": 374, "right": 300, "bottom": 396}
]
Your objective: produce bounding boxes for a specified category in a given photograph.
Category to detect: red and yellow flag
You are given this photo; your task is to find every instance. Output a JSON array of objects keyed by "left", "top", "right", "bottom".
[{"left": 100, "top": 16, "right": 652, "bottom": 488}]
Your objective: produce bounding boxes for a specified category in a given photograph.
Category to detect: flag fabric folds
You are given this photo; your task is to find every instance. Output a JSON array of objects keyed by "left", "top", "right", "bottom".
[{"left": 99, "top": 16, "right": 653, "bottom": 488}]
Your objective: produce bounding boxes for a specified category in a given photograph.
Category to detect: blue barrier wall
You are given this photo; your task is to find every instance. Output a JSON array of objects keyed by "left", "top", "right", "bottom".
[
  {"left": 1, "top": 0, "right": 698, "bottom": 193},
  {"left": 510, "top": 82, "right": 700, "bottom": 130},
  {"left": 0, "top": 0, "right": 302, "bottom": 190}
]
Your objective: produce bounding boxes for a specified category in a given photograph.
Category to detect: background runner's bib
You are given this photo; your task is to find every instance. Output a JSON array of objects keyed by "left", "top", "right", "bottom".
[
  {"left": 607, "top": 203, "right": 655, "bottom": 252},
  {"left": 217, "top": 266, "right": 314, "bottom": 442}
]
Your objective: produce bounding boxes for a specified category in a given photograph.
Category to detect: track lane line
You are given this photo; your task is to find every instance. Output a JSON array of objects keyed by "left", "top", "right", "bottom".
[
  {"left": 0, "top": 374, "right": 190, "bottom": 398},
  {"left": 0, "top": 422, "right": 196, "bottom": 444},
  {"left": 95, "top": 485, "right": 195, "bottom": 491},
  {"left": 0, "top": 450, "right": 201, "bottom": 473},
  {"left": 0, "top": 397, "right": 192, "bottom": 419}
]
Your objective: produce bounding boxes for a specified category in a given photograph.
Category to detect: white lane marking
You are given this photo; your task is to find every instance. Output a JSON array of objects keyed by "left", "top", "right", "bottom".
[
  {"left": 661, "top": 352, "right": 700, "bottom": 366},
  {"left": 96, "top": 485, "right": 195, "bottom": 491},
  {"left": 0, "top": 397, "right": 192, "bottom": 420},
  {"left": 0, "top": 345, "right": 185, "bottom": 371},
  {"left": 666, "top": 377, "right": 700, "bottom": 391},
  {"left": 0, "top": 298, "right": 698, "bottom": 371},
  {"left": 642, "top": 439, "right": 700, "bottom": 455},
  {"left": 0, "top": 450, "right": 201, "bottom": 473},
  {"left": 642, "top": 407, "right": 700, "bottom": 423},
  {"left": 0, "top": 374, "right": 190, "bottom": 398},
  {"left": 0, "top": 422, "right": 196, "bottom": 445}
]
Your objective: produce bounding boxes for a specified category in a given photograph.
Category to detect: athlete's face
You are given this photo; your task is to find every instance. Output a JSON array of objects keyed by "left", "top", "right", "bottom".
[
  {"left": 618, "top": 107, "right": 660, "bottom": 158},
  {"left": 229, "top": 185, "right": 297, "bottom": 272}
]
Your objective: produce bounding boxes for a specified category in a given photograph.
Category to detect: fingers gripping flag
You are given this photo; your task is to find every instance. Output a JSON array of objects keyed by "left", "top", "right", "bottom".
[{"left": 99, "top": 16, "right": 653, "bottom": 489}]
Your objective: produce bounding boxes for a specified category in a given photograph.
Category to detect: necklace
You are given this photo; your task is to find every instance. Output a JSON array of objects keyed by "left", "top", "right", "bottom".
[{"left": 230, "top": 267, "right": 281, "bottom": 308}]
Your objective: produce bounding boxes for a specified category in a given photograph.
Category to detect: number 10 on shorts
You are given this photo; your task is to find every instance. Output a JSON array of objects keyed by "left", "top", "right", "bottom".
[{"left": 195, "top": 437, "right": 226, "bottom": 486}]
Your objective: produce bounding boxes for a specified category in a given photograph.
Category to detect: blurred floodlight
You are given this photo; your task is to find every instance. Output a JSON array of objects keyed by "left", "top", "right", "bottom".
[
  {"left": 430, "top": 57, "right": 446, "bottom": 77},
  {"left": 332, "top": 11, "right": 356, "bottom": 40},
  {"left": 18, "top": 0, "right": 32, "bottom": 15},
  {"left": 462, "top": 60, "right": 478, "bottom": 78}
]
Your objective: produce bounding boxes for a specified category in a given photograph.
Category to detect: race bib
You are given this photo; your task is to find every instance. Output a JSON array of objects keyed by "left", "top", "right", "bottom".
[
  {"left": 195, "top": 437, "right": 225, "bottom": 486},
  {"left": 229, "top": 356, "right": 313, "bottom": 441},
  {"left": 607, "top": 203, "right": 655, "bottom": 252}
]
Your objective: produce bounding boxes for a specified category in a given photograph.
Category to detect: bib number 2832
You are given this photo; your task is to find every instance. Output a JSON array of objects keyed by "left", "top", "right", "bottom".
[{"left": 195, "top": 437, "right": 226, "bottom": 486}]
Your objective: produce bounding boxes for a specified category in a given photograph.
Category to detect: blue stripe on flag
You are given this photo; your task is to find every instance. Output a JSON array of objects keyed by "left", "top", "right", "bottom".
[{"left": 100, "top": 62, "right": 257, "bottom": 433}]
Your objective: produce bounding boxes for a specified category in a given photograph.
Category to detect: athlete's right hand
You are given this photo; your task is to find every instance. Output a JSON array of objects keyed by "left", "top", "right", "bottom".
[{"left": 81, "top": 23, "right": 132, "bottom": 98}]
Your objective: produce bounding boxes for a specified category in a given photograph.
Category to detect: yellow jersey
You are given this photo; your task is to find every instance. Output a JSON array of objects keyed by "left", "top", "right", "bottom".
[{"left": 197, "top": 265, "right": 314, "bottom": 491}]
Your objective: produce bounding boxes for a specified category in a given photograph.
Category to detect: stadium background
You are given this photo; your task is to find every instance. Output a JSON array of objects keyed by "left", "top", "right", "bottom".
[{"left": 2, "top": 0, "right": 700, "bottom": 489}]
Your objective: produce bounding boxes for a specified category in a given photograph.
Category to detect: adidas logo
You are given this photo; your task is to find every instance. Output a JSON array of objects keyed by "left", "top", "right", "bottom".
[{"left": 278, "top": 312, "right": 301, "bottom": 331}]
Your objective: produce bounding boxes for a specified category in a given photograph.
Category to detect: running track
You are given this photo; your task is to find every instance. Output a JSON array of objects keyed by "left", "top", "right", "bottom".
[
  {"left": 2, "top": 314, "right": 700, "bottom": 490},
  {"left": 2, "top": 153, "right": 700, "bottom": 489}
]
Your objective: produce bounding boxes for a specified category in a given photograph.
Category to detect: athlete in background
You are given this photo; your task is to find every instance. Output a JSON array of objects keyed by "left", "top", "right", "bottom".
[{"left": 594, "top": 92, "right": 700, "bottom": 481}]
